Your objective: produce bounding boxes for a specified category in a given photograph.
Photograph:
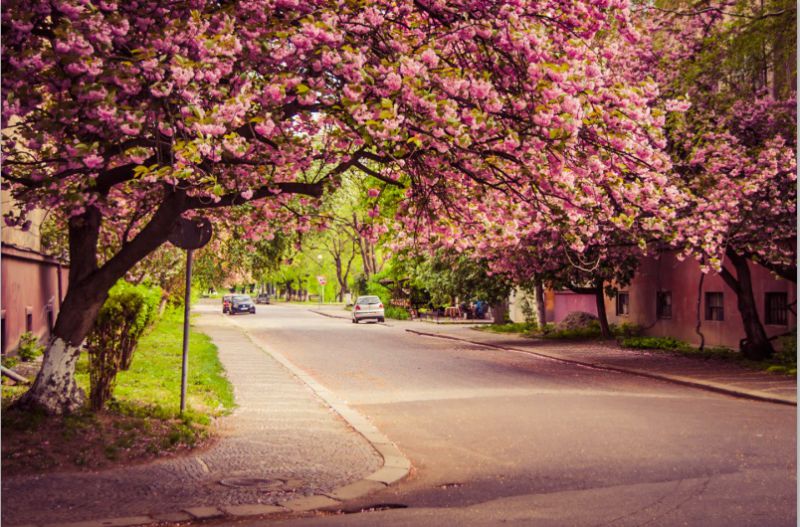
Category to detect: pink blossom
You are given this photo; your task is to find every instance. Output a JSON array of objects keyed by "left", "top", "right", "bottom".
[{"left": 83, "top": 155, "right": 105, "bottom": 169}]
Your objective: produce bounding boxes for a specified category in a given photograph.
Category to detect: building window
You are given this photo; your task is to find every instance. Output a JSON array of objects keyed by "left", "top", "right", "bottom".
[
  {"left": 1, "top": 316, "right": 6, "bottom": 355},
  {"left": 616, "top": 292, "right": 630, "bottom": 316},
  {"left": 705, "top": 292, "right": 724, "bottom": 321},
  {"left": 656, "top": 291, "right": 672, "bottom": 319},
  {"left": 765, "top": 293, "right": 788, "bottom": 326},
  {"left": 25, "top": 310, "right": 33, "bottom": 332}
]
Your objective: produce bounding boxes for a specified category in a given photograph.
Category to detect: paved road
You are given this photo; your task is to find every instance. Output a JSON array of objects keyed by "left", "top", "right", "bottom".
[{"left": 225, "top": 304, "right": 796, "bottom": 527}]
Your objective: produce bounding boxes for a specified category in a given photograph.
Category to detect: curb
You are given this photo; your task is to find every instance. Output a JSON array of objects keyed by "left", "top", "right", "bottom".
[
  {"left": 24, "top": 316, "right": 410, "bottom": 527},
  {"left": 406, "top": 329, "right": 797, "bottom": 407},
  {"left": 310, "top": 309, "right": 393, "bottom": 327},
  {"left": 310, "top": 309, "right": 350, "bottom": 320}
]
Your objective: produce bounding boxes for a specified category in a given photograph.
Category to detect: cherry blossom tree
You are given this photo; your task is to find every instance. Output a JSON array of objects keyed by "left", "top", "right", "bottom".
[
  {"left": 4, "top": 0, "right": 680, "bottom": 413},
  {"left": 641, "top": 0, "right": 796, "bottom": 359}
]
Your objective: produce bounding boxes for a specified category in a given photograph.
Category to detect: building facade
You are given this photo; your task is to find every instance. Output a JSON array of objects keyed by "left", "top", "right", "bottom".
[
  {"left": 508, "top": 253, "right": 795, "bottom": 350},
  {"left": 1, "top": 190, "right": 69, "bottom": 356},
  {"left": 604, "top": 253, "right": 795, "bottom": 349}
]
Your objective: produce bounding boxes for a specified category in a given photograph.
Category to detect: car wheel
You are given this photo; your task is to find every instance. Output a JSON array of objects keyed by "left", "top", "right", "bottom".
[
  {"left": 379, "top": 317, "right": 385, "bottom": 323},
  {"left": 352, "top": 318, "right": 358, "bottom": 324}
]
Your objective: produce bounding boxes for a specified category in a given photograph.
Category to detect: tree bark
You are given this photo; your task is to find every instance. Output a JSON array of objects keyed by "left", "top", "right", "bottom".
[
  {"left": 719, "top": 250, "right": 774, "bottom": 360},
  {"left": 490, "top": 300, "right": 508, "bottom": 324},
  {"left": 16, "top": 196, "right": 182, "bottom": 415},
  {"left": 594, "top": 280, "right": 611, "bottom": 339},
  {"left": 534, "top": 280, "right": 546, "bottom": 328}
]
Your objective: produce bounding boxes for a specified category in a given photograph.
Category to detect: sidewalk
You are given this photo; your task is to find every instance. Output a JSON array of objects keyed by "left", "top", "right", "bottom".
[
  {"left": 2, "top": 308, "right": 400, "bottom": 527},
  {"left": 312, "top": 305, "right": 797, "bottom": 405}
]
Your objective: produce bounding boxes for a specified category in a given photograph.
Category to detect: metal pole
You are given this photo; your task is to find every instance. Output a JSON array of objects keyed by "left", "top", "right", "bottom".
[
  {"left": 318, "top": 283, "right": 322, "bottom": 307},
  {"left": 180, "top": 248, "right": 193, "bottom": 415}
]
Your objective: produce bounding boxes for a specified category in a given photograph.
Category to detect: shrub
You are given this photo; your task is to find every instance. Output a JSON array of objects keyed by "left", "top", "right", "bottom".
[
  {"left": 556, "top": 311, "right": 598, "bottom": 331},
  {"left": 543, "top": 323, "right": 603, "bottom": 340},
  {"left": 480, "top": 322, "right": 538, "bottom": 334},
  {"left": 86, "top": 281, "right": 161, "bottom": 411},
  {"left": 620, "top": 336, "right": 692, "bottom": 351},
  {"left": 385, "top": 306, "right": 409, "bottom": 320},
  {"left": 17, "top": 332, "right": 44, "bottom": 361},
  {"left": 612, "top": 323, "right": 642, "bottom": 338},
  {"left": 2, "top": 356, "right": 19, "bottom": 369}
]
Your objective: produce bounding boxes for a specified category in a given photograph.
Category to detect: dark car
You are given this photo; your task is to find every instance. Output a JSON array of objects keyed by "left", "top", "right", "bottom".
[
  {"left": 255, "top": 293, "right": 270, "bottom": 304},
  {"left": 230, "top": 294, "right": 256, "bottom": 315},
  {"left": 222, "top": 295, "right": 233, "bottom": 314}
]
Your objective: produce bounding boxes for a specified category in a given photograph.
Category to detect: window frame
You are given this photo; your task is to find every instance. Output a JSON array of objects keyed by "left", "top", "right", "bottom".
[
  {"left": 656, "top": 291, "right": 672, "bottom": 320},
  {"left": 705, "top": 292, "right": 724, "bottom": 321},
  {"left": 616, "top": 292, "right": 630, "bottom": 316},
  {"left": 764, "top": 292, "right": 788, "bottom": 326}
]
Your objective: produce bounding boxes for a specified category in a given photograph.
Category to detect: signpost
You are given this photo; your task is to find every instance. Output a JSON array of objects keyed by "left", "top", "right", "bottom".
[
  {"left": 316, "top": 275, "right": 326, "bottom": 307},
  {"left": 168, "top": 216, "right": 212, "bottom": 415}
]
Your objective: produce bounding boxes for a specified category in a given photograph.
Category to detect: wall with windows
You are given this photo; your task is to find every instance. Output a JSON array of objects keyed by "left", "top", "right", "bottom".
[{"left": 605, "top": 252, "right": 795, "bottom": 349}]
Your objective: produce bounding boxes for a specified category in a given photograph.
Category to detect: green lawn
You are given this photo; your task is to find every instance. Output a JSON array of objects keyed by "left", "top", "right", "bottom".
[
  {"left": 76, "top": 308, "right": 235, "bottom": 422},
  {"left": 3, "top": 308, "right": 235, "bottom": 474}
]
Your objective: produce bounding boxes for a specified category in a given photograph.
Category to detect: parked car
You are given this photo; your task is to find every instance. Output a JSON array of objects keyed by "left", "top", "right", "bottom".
[
  {"left": 352, "top": 295, "right": 385, "bottom": 323},
  {"left": 230, "top": 294, "right": 256, "bottom": 315},
  {"left": 222, "top": 295, "right": 233, "bottom": 314},
  {"left": 255, "top": 293, "right": 270, "bottom": 304}
]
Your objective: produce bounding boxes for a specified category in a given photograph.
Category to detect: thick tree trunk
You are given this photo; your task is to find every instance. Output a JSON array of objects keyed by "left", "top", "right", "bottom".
[
  {"left": 17, "top": 278, "right": 109, "bottom": 414},
  {"left": 17, "top": 196, "right": 182, "bottom": 415},
  {"left": 534, "top": 280, "right": 546, "bottom": 328},
  {"left": 594, "top": 281, "right": 612, "bottom": 339},
  {"left": 720, "top": 250, "right": 774, "bottom": 360},
  {"left": 490, "top": 300, "right": 508, "bottom": 324},
  {"left": 15, "top": 337, "right": 86, "bottom": 414}
]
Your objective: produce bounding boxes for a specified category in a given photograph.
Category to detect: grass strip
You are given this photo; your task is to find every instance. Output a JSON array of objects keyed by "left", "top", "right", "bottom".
[{"left": 3, "top": 307, "right": 235, "bottom": 474}]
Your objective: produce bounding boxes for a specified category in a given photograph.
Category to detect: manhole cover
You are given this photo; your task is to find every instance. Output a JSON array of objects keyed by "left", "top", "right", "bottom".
[{"left": 219, "top": 478, "right": 287, "bottom": 489}]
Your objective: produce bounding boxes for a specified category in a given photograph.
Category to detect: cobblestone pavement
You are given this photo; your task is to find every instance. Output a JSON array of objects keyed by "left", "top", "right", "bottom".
[{"left": 2, "top": 308, "right": 381, "bottom": 526}]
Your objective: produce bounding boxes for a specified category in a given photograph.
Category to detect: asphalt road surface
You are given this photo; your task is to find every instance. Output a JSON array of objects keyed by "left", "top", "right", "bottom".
[{"left": 226, "top": 303, "right": 796, "bottom": 527}]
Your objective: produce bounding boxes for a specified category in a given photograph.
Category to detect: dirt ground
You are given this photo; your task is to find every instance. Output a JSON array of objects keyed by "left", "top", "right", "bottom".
[{"left": 2, "top": 385, "right": 217, "bottom": 477}]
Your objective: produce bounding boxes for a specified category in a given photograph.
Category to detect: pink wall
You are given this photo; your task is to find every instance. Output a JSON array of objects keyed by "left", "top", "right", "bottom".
[
  {"left": 605, "top": 253, "right": 795, "bottom": 349},
  {"left": 1, "top": 245, "right": 68, "bottom": 355},
  {"left": 551, "top": 291, "right": 598, "bottom": 323}
]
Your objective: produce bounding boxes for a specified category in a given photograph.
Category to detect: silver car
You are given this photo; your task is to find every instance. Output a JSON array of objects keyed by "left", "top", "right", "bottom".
[{"left": 352, "top": 295, "right": 385, "bottom": 323}]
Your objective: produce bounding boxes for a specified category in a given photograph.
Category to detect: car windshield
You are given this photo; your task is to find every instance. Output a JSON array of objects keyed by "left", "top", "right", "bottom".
[
  {"left": 357, "top": 296, "right": 381, "bottom": 304},
  {"left": 233, "top": 295, "right": 251, "bottom": 302}
]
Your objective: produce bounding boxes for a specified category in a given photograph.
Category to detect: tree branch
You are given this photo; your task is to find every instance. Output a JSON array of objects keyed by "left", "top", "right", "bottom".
[{"left": 183, "top": 181, "right": 324, "bottom": 210}]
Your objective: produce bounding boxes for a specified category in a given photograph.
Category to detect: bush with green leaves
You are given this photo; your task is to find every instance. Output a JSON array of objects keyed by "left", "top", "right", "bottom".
[
  {"left": 17, "top": 332, "right": 44, "bottom": 361},
  {"left": 86, "top": 281, "right": 162, "bottom": 411},
  {"left": 620, "top": 336, "right": 692, "bottom": 352}
]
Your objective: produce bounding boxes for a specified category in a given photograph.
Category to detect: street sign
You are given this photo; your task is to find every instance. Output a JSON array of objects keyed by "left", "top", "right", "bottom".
[
  {"left": 168, "top": 217, "right": 212, "bottom": 250},
  {"left": 167, "top": 216, "right": 213, "bottom": 416},
  {"left": 316, "top": 275, "right": 327, "bottom": 286}
]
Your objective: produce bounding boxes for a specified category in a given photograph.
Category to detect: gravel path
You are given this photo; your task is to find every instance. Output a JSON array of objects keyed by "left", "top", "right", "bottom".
[{"left": 2, "top": 310, "right": 381, "bottom": 526}]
